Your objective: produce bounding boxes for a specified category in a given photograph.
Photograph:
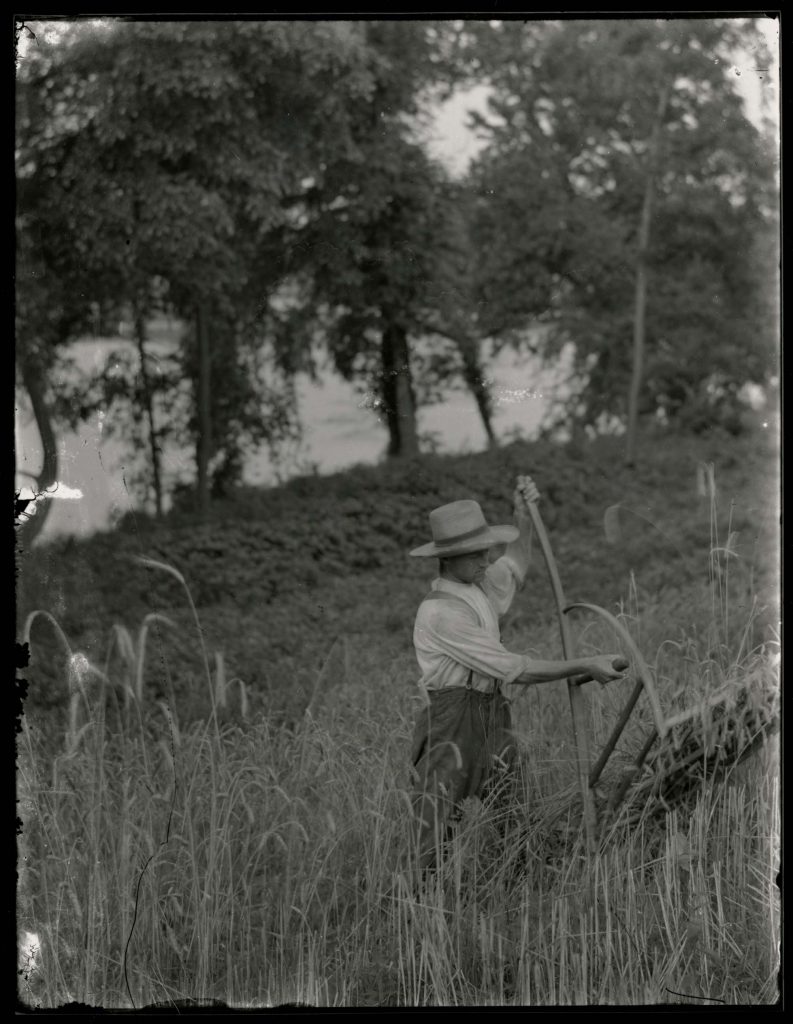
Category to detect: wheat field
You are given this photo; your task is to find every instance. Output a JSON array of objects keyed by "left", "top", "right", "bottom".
[
  {"left": 17, "top": 455, "right": 780, "bottom": 1007},
  {"left": 17, "top": 586, "right": 779, "bottom": 1007}
]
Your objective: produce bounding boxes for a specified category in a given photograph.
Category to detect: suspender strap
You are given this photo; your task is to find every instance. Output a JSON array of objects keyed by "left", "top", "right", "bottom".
[{"left": 421, "top": 589, "right": 504, "bottom": 694}]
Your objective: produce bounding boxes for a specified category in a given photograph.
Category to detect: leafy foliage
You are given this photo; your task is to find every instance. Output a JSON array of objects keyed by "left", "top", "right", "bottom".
[
  {"left": 15, "top": 19, "right": 383, "bottom": 499},
  {"left": 463, "top": 18, "right": 779, "bottom": 431},
  {"left": 16, "top": 17, "right": 779, "bottom": 523},
  {"left": 18, "top": 425, "right": 778, "bottom": 727},
  {"left": 271, "top": 21, "right": 470, "bottom": 456}
]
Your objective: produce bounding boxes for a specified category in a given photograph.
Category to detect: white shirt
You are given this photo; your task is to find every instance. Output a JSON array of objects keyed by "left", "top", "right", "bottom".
[{"left": 413, "top": 554, "right": 529, "bottom": 692}]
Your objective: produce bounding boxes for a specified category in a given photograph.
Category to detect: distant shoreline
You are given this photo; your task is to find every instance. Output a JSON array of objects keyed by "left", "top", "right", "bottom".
[{"left": 16, "top": 334, "right": 567, "bottom": 544}]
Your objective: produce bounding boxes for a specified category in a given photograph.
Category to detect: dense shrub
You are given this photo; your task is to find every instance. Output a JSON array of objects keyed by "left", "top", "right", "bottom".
[{"left": 16, "top": 428, "right": 778, "bottom": 726}]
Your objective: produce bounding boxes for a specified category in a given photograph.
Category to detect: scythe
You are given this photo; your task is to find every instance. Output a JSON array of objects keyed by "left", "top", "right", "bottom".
[{"left": 522, "top": 498, "right": 665, "bottom": 850}]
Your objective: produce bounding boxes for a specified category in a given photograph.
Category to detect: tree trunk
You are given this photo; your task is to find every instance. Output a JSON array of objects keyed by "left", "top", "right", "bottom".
[
  {"left": 133, "top": 301, "right": 163, "bottom": 518},
  {"left": 627, "top": 253, "right": 648, "bottom": 465},
  {"left": 196, "top": 302, "right": 212, "bottom": 518},
  {"left": 626, "top": 85, "right": 670, "bottom": 467},
  {"left": 456, "top": 333, "right": 498, "bottom": 448},
  {"left": 16, "top": 353, "right": 58, "bottom": 549},
  {"left": 380, "top": 321, "right": 419, "bottom": 457}
]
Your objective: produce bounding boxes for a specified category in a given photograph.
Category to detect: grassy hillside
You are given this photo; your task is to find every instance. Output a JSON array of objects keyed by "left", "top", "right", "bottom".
[
  {"left": 16, "top": 424, "right": 781, "bottom": 1008},
  {"left": 18, "top": 425, "right": 779, "bottom": 729}
]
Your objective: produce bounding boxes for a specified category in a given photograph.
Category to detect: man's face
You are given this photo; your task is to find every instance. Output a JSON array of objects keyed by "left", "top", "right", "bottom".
[{"left": 443, "top": 547, "right": 492, "bottom": 585}]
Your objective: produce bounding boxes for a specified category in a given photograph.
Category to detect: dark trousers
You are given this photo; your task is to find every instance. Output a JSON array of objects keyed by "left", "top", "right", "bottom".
[{"left": 410, "top": 685, "right": 516, "bottom": 870}]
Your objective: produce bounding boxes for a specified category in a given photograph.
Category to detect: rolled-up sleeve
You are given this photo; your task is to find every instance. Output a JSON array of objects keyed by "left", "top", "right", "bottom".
[
  {"left": 481, "top": 556, "right": 522, "bottom": 616},
  {"left": 414, "top": 600, "right": 527, "bottom": 686}
]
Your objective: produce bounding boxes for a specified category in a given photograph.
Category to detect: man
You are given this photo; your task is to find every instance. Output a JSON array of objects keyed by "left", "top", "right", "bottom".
[{"left": 408, "top": 475, "right": 625, "bottom": 869}]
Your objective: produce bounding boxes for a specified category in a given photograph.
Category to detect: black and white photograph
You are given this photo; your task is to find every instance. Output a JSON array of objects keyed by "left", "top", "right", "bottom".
[{"left": 15, "top": 12, "right": 780, "bottom": 1009}]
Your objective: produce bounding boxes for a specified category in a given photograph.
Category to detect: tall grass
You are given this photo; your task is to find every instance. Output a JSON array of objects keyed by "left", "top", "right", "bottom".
[
  {"left": 16, "top": 660, "right": 780, "bottom": 1005},
  {"left": 17, "top": 473, "right": 779, "bottom": 1007},
  {"left": 16, "top": 689, "right": 779, "bottom": 1006}
]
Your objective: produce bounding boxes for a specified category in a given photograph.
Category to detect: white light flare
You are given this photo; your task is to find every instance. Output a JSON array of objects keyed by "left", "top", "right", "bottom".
[
  {"left": 18, "top": 930, "right": 41, "bottom": 981},
  {"left": 16, "top": 481, "right": 85, "bottom": 517}
]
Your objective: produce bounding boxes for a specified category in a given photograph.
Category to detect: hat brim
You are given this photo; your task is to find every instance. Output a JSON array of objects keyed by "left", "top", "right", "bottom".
[{"left": 409, "top": 524, "right": 519, "bottom": 558}]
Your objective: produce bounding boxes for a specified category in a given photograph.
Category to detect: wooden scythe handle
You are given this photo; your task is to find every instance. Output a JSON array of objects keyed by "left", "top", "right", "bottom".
[{"left": 524, "top": 499, "right": 599, "bottom": 850}]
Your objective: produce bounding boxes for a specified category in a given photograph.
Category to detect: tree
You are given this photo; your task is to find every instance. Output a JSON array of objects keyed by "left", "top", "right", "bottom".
[
  {"left": 414, "top": 180, "right": 500, "bottom": 448},
  {"left": 462, "top": 17, "right": 778, "bottom": 445},
  {"left": 18, "top": 19, "right": 510, "bottom": 490},
  {"left": 14, "top": 19, "right": 381, "bottom": 503},
  {"left": 272, "top": 20, "right": 496, "bottom": 458},
  {"left": 626, "top": 82, "right": 669, "bottom": 465},
  {"left": 14, "top": 225, "right": 94, "bottom": 546},
  {"left": 279, "top": 136, "right": 453, "bottom": 457},
  {"left": 15, "top": 18, "right": 379, "bottom": 516}
]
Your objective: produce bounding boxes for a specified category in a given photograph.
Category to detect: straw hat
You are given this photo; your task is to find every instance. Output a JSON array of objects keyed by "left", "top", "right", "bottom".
[{"left": 409, "top": 499, "right": 518, "bottom": 558}]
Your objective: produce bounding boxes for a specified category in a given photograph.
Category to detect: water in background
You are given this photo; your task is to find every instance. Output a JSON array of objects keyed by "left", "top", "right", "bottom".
[{"left": 16, "top": 332, "right": 571, "bottom": 544}]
